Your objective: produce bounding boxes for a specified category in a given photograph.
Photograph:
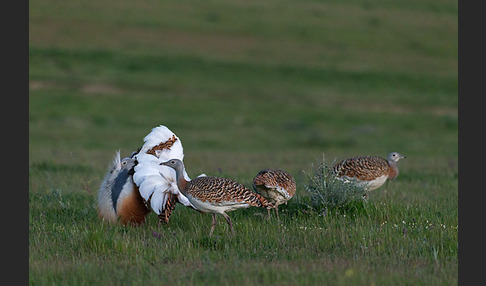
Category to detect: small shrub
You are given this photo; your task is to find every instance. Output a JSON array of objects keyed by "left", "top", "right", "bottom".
[{"left": 304, "top": 155, "right": 366, "bottom": 214}]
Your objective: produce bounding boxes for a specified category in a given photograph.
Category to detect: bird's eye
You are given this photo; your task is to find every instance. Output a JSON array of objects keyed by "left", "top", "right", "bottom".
[{"left": 122, "top": 161, "right": 127, "bottom": 165}]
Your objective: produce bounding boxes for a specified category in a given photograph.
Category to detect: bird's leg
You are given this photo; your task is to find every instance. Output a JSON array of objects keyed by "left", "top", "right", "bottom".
[
  {"left": 274, "top": 206, "right": 280, "bottom": 221},
  {"left": 222, "top": 213, "right": 234, "bottom": 236},
  {"left": 209, "top": 213, "right": 217, "bottom": 236},
  {"left": 267, "top": 208, "right": 271, "bottom": 219}
]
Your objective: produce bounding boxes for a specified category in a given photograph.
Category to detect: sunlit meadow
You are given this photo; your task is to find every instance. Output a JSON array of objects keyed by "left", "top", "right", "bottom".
[{"left": 29, "top": 0, "right": 457, "bottom": 284}]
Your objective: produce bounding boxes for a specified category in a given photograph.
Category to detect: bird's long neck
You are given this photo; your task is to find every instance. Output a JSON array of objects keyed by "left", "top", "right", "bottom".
[
  {"left": 387, "top": 161, "right": 399, "bottom": 180},
  {"left": 173, "top": 165, "right": 189, "bottom": 195}
]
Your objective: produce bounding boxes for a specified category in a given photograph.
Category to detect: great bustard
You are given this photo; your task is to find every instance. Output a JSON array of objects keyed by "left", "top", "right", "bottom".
[
  {"left": 333, "top": 152, "right": 406, "bottom": 196},
  {"left": 252, "top": 169, "right": 296, "bottom": 220},
  {"left": 97, "top": 151, "right": 150, "bottom": 226},
  {"left": 160, "top": 159, "right": 273, "bottom": 236}
]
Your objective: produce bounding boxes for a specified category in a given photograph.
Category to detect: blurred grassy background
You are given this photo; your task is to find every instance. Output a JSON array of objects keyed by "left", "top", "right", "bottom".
[
  {"left": 29, "top": 0, "right": 457, "bottom": 180},
  {"left": 29, "top": 0, "right": 457, "bottom": 284}
]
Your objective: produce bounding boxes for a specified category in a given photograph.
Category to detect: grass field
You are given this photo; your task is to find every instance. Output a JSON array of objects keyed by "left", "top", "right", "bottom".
[{"left": 29, "top": 0, "right": 458, "bottom": 284}]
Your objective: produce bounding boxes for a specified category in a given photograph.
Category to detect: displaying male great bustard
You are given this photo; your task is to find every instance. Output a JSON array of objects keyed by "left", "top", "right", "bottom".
[
  {"left": 333, "top": 152, "right": 406, "bottom": 196},
  {"left": 97, "top": 151, "right": 150, "bottom": 226},
  {"left": 97, "top": 125, "right": 198, "bottom": 226},
  {"left": 252, "top": 169, "right": 296, "bottom": 220},
  {"left": 160, "top": 159, "right": 273, "bottom": 236}
]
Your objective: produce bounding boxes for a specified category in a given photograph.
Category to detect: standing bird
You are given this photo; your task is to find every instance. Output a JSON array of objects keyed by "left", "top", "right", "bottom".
[
  {"left": 132, "top": 125, "right": 197, "bottom": 225},
  {"left": 332, "top": 152, "right": 406, "bottom": 196},
  {"left": 252, "top": 169, "right": 296, "bottom": 220},
  {"left": 160, "top": 159, "right": 273, "bottom": 236},
  {"left": 97, "top": 151, "right": 150, "bottom": 226}
]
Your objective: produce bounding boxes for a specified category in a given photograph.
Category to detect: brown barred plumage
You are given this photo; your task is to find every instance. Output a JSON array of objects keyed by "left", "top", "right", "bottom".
[
  {"left": 160, "top": 159, "right": 273, "bottom": 236},
  {"left": 188, "top": 176, "right": 272, "bottom": 208},
  {"left": 157, "top": 193, "right": 178, "bottom": 225},
  {"left": 252, "top": 169, "right": 296, "bottom": 219},
  {"left": 146, "top": 135, "right": 178, "bottom": 157},
  {"left": 332, "top": 152, "right": 405, "bottom": 192},
  {"left": 333, "top": 156, "right": 391, "bottom": 181}
]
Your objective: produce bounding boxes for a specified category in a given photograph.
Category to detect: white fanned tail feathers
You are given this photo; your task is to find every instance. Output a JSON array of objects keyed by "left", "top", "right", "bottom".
[
  {"left": 133, "top": 125, "right": 195, "bottom": 214},
  {"left": 97, "top": 150, "right": 123, "bottom": 223},
  {"left": 112, "top": 150, "right": 122, "bottom": 171}
]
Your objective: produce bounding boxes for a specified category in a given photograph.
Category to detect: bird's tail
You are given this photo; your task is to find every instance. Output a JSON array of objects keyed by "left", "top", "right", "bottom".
[{"left": 111, "top": 150, "right": 122, "bottom": 172}]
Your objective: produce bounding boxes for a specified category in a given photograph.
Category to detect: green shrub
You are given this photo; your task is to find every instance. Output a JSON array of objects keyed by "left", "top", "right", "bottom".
[{"left": 304, "top": 155, "right": 366, "bottom": 214}]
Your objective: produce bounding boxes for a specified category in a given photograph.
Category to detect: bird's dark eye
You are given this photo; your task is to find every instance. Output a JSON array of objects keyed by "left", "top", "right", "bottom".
[{"left": 122, "top": 161, "right": 127, "bottom": 165}]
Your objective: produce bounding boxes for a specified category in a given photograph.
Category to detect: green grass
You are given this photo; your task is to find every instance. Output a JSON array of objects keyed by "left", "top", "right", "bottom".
[{"left": 29, "top": 0, "right": 457, "bottom": 284}]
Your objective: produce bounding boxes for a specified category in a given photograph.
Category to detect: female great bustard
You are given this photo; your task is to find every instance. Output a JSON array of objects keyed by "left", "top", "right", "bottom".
[
  {"left": 252, "top": 169, "right": 296, "bottom": 220},
  {"left": 333, "top": 152, "right": 406, "bottom": 198},
  {"left": 160, "top": 159, "right": 273, "bottom": 236}
]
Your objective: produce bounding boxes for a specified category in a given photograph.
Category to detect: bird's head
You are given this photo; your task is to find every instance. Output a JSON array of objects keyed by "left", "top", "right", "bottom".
[
  {"left": 121, "top": 157, "right": 137, "bottom": 175},
  {"left": 387, "top": 152, "right": 406, "bottom": 163},
  {"left": 121, "top": 157, "right": 137, "bottom": 168},
  {"left": 160, "top": 159, "right": 183, "bottom": 171}
]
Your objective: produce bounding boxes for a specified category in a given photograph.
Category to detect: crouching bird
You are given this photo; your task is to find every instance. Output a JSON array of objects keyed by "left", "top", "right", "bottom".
[
  {"left": 97, "top": 151, "right": 150, "bottom": 226},
  {"left": 332, "top": 152, "right": 406, "bottom": 198},
  {"left": 160, "top": 159, "right": 273, "bottom": 236},
  {"left": 252, "top": 169, "right": 296, "bottom": 220}
]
